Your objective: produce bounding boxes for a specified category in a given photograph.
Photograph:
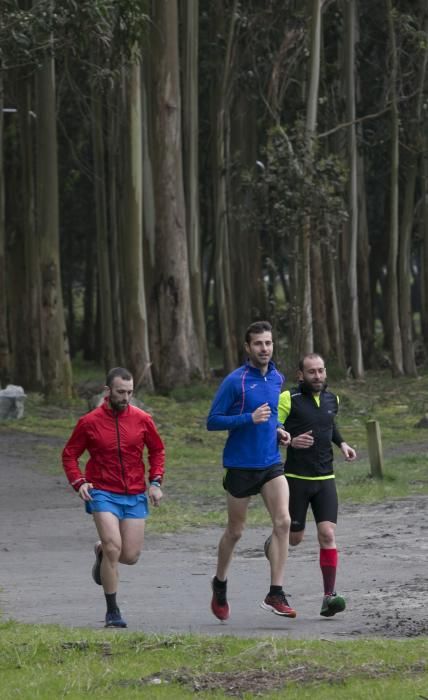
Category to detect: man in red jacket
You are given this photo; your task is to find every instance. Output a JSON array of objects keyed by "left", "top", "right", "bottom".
[{"left": 62, "top": 367, "right": 165, "bottom": 628}]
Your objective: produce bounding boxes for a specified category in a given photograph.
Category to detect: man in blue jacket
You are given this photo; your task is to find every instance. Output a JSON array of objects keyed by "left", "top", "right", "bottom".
[{"left": 207, "top": 320, "right": 295, "bottom": 621}]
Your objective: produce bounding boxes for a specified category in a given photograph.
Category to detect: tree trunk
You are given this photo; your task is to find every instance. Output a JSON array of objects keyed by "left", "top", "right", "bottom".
[
  {"left": 11, "top": 77, "right": 43, "bottom": 390},
  {"left": 107, "top": 82, "right": 125, "bottom": 366},
  {"left": 212, "top": 0, "right": 240, "bottom": 372},
  {"left": 385, "top": 0, "right": 403, "bottom": 375},
  {"left": 353, "top": 1, "right": 374, "bottom": 367},
  {"left": 181, "top": 0, "right": 208, "bottom": 374},
  {"left": 357, "top": 146, "right": 375, "bottom": 367},
  {"left": 90, "top": 80, "right": 115, "bottom": 371},
  {"left": 311, "top": 238, "right": 330, "bottom": 358},
  {"left": 323, "top": 236, "right": 346, "bottom": 369},
  {"left": 343, "top": 0, "right": 364, "bottom": 377},
  {"left": 398, "top": 157, "right": 418, "bottom": 376},
  {"left": 0, "top": 69, "right": 10, "bottom": 386},
  {"left": 119, "top": 61, "right": 154, "bottom": 390},
  {"left": 36, "top": 45, "right": 72, "bottom": 398},
  {"left": 141, "top": 55, "right": 157, "bottom": 316},
  {"left": 397, "top": 7, "right": 427, "bottom": 376},
  {"left": 230, "top": 87, "right": 267, "bottom": 353},
  {"left": 422, "top": 112, "right": 428, "bottom": 351},
  {"left": 298, "top": 0, "right": 322, "bottom": 358},
  {"left": 82, "top": 230, "right": 96, "bottom": 360},
  {"left": 150, "top": 0, "right": 203, "bottom": 389}
]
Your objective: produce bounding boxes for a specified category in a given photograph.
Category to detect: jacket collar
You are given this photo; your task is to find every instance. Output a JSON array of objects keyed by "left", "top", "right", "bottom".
[{"left": 245, "top": 359, "right": 277, "bottom": 376}]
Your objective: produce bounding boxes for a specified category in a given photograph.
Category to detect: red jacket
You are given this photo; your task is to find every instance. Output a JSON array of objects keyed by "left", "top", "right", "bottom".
[{"left": 62, "top": 399, "right": 165, "bottom": 494}]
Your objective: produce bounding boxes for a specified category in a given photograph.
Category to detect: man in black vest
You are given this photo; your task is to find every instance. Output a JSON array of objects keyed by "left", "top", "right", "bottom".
[{"left": 264, "top": 353, "right": 356, "bottom": 617}]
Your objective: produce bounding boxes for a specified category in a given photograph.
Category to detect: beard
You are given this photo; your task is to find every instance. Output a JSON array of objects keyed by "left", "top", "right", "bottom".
[
  {"left": 301, "top": 378, "right": 326, "bottom": 394},
  {"left": 109, "top": 398, "right": 129, "bottom": 411}
]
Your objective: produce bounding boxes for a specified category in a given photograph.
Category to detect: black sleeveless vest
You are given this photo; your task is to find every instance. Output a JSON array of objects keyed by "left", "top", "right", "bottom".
[{"left": 283, "top": 385, "right": 342, "bottom": 477}]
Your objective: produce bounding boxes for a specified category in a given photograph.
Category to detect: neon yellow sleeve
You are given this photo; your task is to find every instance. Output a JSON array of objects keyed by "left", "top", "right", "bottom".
[{"left": 278, "top": 390, "right": 291, "bottom": 424}]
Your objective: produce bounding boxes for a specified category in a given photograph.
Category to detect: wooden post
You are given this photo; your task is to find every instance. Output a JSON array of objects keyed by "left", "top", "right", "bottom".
[{"left": 366, "top": 420, "right": 384, "bottom": 479}]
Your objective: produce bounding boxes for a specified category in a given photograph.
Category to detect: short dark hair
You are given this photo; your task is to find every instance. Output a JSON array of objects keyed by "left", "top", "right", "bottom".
[
  {"left": 299, "top": 353, "right": 325, "bottom": 372},
  {"left": 245, "top": 320, "right": 272, "bottom": 345},
  {"left": 106, "top": 367, "right": 133, "bottom": 387}
]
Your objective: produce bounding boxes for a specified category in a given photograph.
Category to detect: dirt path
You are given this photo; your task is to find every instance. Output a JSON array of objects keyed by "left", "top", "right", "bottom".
[{"left": 0, "top": 431, "right": 427, "bottom": 639}]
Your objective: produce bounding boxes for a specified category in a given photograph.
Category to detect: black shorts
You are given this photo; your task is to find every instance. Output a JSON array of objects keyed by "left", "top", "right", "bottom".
[
  {"left": 286, "top": 476, "right": 338, "bottom": 531},
  {"left": 223, "top": 464, "right": 284, "bottom": 498}
]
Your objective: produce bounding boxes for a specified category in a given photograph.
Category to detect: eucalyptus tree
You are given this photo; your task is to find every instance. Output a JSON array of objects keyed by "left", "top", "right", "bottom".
[
  {"left": 1, "top": 0, "right": 71, "bottom": 395},
  {"left": 422, "top": 115, "right": 428, "bottom": 349},
  {"left": 385, "top": 0, "right": 404, "bottom": 375},
  {"left": 36, "top": 22, "right": 72, "bottom": 399},
  {"left": 0, "top": 69, "right": 9, "bottom": 386},
  {"left": 149, "top": 0, "right": 204, "bottom": 389},
  {"left": 209, "top": 0, "right": 240, "bottom": 373},
  {"left": 397, "top": 4, "right": 428, "bottom": 376},
  {"left": 342, "top": 0, "right": 364, "bottom": 377},
  {"left": 181, "top": 0, "right": 208, "bottom": 373},
  {"left": 90, "top": 64, "right": 115, "bottom": 372},
  {"left": 59, "top": 0, "right": 154, "bottom": 384},
  {"left": 296, "top": 0, "right": 322, "bottom": 359},
  {"left": 120, "top": 58, "right": 154, "bottom": 390}
]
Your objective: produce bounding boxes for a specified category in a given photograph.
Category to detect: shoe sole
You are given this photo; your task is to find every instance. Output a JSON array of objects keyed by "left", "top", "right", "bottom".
[
  {"left": 92, "top": 542, "right": 103, "bottom": 586},
  {"left": 260, "top": 601, "right": 297, "bottom": 618},
  {"left": 320, "top": 598, "right": 346, "bottom": 617}
]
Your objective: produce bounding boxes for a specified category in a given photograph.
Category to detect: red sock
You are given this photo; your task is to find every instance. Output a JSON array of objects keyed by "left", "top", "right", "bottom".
[{"left": 320, "top": 548, "right": 338, "bottom": 596}]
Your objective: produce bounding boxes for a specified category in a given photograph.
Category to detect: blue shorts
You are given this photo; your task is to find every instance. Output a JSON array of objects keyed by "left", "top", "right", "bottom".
[{"left": 85, "top": 489, "right": 149, "bottom": 520}]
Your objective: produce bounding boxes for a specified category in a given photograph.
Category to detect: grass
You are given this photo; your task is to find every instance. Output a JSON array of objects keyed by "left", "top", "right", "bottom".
[
  {"left": 0, "top": 622, "right": 426, "bottom": 699},
  {"left": 1, "top": 366, "right": 428, "bottom": 532}
]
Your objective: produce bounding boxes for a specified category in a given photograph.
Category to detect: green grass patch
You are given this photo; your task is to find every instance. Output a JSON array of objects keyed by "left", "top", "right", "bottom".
[{"left": 0, "top": 621, "right": 426, "bottom": 699}]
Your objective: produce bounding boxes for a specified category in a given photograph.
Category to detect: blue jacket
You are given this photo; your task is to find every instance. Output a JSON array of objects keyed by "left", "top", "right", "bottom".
[{"left": 207, "top": 361, "right": 284, "bottom": 469}]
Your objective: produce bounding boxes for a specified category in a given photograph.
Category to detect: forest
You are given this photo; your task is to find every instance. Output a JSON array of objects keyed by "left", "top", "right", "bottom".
[{"left": 1, "top": 0, "right": 428, "bottom": 397}]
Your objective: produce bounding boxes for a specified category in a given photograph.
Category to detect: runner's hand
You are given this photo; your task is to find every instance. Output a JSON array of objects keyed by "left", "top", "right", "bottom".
[
  {"left": 148, "top": 484, "right": 163, "bottom": 507},
  {"left": 291, "top": 431, "right": 314, "bottom": 449},
  {"left": 78, "top": 482, "right": 94, "bottom": 501},
  {"left": 277, "top": 428, "right": 291, "bottom": 446},
  {"left": 252, "top": 402, "right": 271, "bottom": 424},
  {"left": 340, "top": 442, "right": 357, "bottom": 461}
]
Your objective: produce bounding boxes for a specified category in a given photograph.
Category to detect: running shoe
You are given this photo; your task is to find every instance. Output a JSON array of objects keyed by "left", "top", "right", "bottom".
[
  {"left": 320, "top": 593, "right": 346, "bottom": 617},
  {"left": 261, "top": 591, "right": 296, "bottom": 617},
  {"left": 210, "top": 577, "right": 230, "bottom": 621},
  {"left": 92, "top": 541, "right": 103, "bottom": 585},
  {"left": 263, "top": 535, "right": 272, "bottom": 559},
  {"left": 105, "top": 609, "right": 127, "bottom": 628}
]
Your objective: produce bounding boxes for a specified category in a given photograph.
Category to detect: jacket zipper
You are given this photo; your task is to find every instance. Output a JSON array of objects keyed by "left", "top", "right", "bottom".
[{"left": 115, "top": 414, "right": 128, "bottom": 493}]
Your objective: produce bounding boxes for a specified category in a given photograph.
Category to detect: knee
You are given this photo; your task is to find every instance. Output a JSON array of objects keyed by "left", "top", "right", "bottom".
[
  {"left": 120, "top": 541, "right": 142, "bottom": 564},
  {"left": 121, "top": 550, "right": 141, "bottom": 565},
  {"left": 318, "top": 527, "right": 335, "bottom": 548},
  {"left": 225, "top": 524, "right": 244, "bottom": 544},
  {"left": 290, "top": 531, "right": 304, "bottom": 547},
  {"left": 102, "top": 539, "right": 121, "bottom": 562},
  {"left": 272, "top": 513, "right": 291, "bottom": 538}
]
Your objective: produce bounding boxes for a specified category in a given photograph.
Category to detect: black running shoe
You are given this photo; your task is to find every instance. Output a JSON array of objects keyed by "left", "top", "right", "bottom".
[{"left": 211, "top": 577, "right": 230, "bottom": 621}]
